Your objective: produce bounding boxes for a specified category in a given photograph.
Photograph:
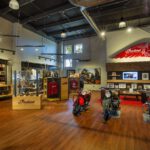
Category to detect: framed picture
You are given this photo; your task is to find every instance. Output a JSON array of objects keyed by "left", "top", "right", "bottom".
[
  {"left": 78, "top": 68, "right": 101, "bottom": 84},
  {"left": 131, "top": 83, "right": 137, "bottom": 89},
  {"left": 67, "top": 70, "right": 75, "bottom": 77},
  {"left": 142, "top": 73, "right": 149, "bottom": 80},
  {"left": 119, "top": 83, "right": 126, "bottom": 89},
  {"left": 109, "top": 83, "right": 114, "bottom": 88},
  {"left": 143, "top": 84, "right": 150, "bottom": 90}
]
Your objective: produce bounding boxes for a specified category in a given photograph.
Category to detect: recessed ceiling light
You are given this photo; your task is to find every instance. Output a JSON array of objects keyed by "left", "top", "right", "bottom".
[
  {"left": 100, "top": 31, "right": 106, "bottom": 37},
  {"left": 127, "top": 27, "right": 133, "bottom": 33},
  {"left": 20, "top": 48, "right": 24, "bottom": 51},
  {"left": 35, "top": 48, "right": 39, "bottom": 51}
]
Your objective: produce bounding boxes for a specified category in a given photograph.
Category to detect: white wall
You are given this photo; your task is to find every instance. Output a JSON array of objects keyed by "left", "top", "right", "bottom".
[
  {"left": 62, "top": 36, "right": 107, "bottom": 87},
  {"left": 107, "top": 28, "right": 150, "bottom": 62},
  {"left": 0, "top": 17, "right": 57, "bottom": 73}
]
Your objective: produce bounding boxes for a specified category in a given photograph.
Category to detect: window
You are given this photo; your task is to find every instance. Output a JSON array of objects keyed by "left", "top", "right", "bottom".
[
  {"left": 74, "top": 44, "right": 83, "bottom": 53},
  {"left": 64, "top": 45, "right": 72, "bottom": 54},
  {"left": 64, "top": 59, "right": 72, "bottom": 67}
]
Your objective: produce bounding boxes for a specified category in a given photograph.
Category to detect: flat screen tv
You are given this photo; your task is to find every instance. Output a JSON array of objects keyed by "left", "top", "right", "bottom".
[{"left": 122, "top": 72, "right": 138, "bottom": 80}]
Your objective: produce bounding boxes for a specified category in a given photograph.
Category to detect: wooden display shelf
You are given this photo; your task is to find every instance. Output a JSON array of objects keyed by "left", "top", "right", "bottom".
[
  {"left": 108, "top": 75, "right": 120, "bottom": 77},
  {"left": 107, "top": 80, "right": 150, "bottom": 83},
  {"left": 0, "top": 94, "right": 12, "bottom": 98},
  {"left": 0, "top": 84, "right": 11, "bottom": 88}
]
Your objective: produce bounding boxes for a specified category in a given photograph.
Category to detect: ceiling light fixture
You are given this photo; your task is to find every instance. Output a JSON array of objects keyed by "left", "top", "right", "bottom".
[
  {"left": 119, "top": 17, "right": 126, "bottom": 28},
  {"left": 9, "top": 0, "right": 19, "bottom": 10},
  {"left": 127, "top": 27, "right": 133, "bottom": 33},
  {"left": 20, "top": 48, "right": 24, "bottom": 51},
  {"left": 100, "top": 31, "right": 106, "bottom": 37},
  {"left": 61, "top": 32, "right": 67, "bottom": 38},
  {"left": 35, "top": 48, "right": 39, "bottom": 51}
]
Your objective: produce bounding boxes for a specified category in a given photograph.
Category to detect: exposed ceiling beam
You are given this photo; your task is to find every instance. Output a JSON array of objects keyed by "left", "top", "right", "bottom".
[
  {"left": 36, "top": 15, "right": 84, "bottom": 31},
  {"left": 0, "top": 0, "right": 35, "bottom": 16},
  {"left": 89, "top": 3, "right": 146, "bottom": 18},
  {"left": 47, "top": 24, "right": 91, "bottom": 36},
  {"left": 56, "top": 32, "right": 96, "bottom": 41},
  {"left": 21, "top": 3, "right": 75, "bottom": 24},
  {"left": 96, "top": 15, "right": 150, "bottom": 26}
]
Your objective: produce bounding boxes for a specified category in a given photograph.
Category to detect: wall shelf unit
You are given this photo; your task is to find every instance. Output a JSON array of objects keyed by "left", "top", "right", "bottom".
[
  {"left": 106, "top": 62, "right": 150, "bottom": 90},
  {"left": 0, "top": 84, "right": 12, "bottom": 98},
  {"left": 107, "top": 80, "right": 150, "bottom": 84}
]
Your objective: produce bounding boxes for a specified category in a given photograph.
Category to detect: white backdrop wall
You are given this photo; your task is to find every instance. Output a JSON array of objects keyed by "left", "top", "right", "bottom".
[
  {"left": 106, "top": 28, "right": 150, "bottom": 62},
  {"left": 0, "top": 17, "right": 57, "bottom": 73},
  {"left": 62, "top": 36, "right": 107, "bottom": 87}
]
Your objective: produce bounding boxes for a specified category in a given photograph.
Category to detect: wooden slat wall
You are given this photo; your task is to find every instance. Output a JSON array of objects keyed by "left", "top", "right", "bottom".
[{"left": 106, "top": 62, "right": 150, "bottom": 71}]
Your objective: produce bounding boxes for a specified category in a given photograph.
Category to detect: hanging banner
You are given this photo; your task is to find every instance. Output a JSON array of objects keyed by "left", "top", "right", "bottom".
[{"left": 114, "top": 43, "right": 150, "bottom": 58}]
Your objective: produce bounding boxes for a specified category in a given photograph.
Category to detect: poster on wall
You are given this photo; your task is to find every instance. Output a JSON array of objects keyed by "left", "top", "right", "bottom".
[
  {"left": 143, "top": 84, "right": 150, "bottom": 90},
  {"left": 142, "top": 73, "right": 149, "bottom": 80},
  {"left": 131, "top": 83, "right": 137, "bottom": 89},
  {"left": 78, "top": 68, "right": 101, "bottom": 84}
]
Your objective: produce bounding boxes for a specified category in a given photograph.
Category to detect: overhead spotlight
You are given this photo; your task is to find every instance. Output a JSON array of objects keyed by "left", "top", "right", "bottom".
[
  {"left": 9, "top": 0, "right": 19, "bottom": 10},
  {"left": 127, "top": 27, "right": 133, "bottom": 33},
  {"left": 61, "top": 32, "right": 67, "bottom": 38},
  {"left": 100, "top": 31, "right": 106, "bottom": 37},
  {"left": 20, "top": 48, "right": 24, "bottom": 51},
  {"left": 119, "top": 17, "right": 126, "bottom": 28},
  {"left": 35, "top": 48, "right": 39, "bottom": 51}
]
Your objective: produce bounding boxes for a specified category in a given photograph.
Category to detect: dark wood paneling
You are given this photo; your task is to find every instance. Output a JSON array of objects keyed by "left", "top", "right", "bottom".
[{"left": 106, "top": 62, "right": 150, "bottom": 71}]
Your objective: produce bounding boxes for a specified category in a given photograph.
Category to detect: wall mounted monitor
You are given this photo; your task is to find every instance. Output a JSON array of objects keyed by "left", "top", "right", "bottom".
[{"left": 122, "top": 72, "right": 138, "bottom": 80}]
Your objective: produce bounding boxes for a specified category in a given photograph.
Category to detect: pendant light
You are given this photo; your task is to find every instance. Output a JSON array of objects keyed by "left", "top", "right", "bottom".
[
  {"left": 61, "top": 32, "right": 67, "bottom": 38},
  {"left": 119, "top": 17, "right": 126, "bottom": 28},
  {"left": 9, "top": 0, "right": 19, "bottom": 10}
]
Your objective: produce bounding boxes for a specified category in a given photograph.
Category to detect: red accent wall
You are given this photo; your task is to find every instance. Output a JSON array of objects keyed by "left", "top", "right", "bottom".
[{"left": 114, "top": 43, "right": 150, "bottom": 58}]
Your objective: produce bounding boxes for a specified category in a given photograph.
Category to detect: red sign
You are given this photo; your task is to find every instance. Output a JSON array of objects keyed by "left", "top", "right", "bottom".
[{"left": 114, "top": 43, "right": 150, "bottom": 58}]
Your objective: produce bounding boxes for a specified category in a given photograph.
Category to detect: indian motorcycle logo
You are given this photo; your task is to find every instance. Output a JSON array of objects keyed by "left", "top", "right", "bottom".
[
  {"left": 18, "top": 99, "right": 35, "bottom": 104},
  {"left": 126, "top": 48, "right": 150, "bottom": 57},
  {"left": 114, "top": 43, "right": 150, "bottom": 58}
]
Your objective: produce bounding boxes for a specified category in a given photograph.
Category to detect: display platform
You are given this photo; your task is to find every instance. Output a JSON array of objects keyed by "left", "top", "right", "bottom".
[
  {"left": 43, "top": 77, "right": 68, "bottom": 101},
  {"left": 12, "top": 95, "right": 42, "bottom": 110}
]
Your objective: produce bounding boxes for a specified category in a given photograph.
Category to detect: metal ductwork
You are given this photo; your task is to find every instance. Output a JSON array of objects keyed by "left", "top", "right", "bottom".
[
  {"left": 69, "top": 0, "right": 128, "bottom": 39},
  {"left": 69, "top": 0, "right": 115, "bottom": 7},
  {"left": 69, "top": 0, "right": 106, "bottom": 38}
]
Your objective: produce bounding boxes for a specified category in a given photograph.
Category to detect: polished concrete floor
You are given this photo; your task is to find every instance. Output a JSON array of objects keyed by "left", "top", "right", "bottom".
[{"left": 0, "top": 92, "right": 150, "bottom": 150}]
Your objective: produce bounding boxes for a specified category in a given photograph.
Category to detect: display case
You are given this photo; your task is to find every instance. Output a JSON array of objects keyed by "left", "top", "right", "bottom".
[
  {"left": 43, "top": 77, "right": 68, "bottom": 101},
  {"left": 12, "top": 70, "right": 43, "bottom": 110}
]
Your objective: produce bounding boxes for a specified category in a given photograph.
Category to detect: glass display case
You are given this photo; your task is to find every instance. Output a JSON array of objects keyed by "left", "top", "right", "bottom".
[
  {"left": 14, "top": 69, "right": 43, "bottom": 96},
  {"left": 12, "top": 69, "right": 43, "bottom": 110}
]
